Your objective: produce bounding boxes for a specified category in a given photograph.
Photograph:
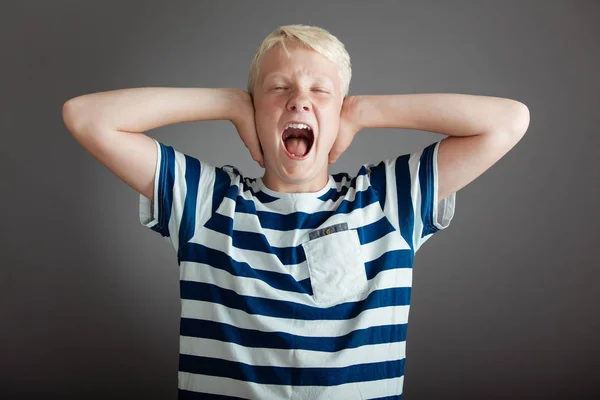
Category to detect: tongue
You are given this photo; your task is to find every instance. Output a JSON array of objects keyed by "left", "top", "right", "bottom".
[{"left": 285, "top": 137, "right": 309, "bottom": 156}]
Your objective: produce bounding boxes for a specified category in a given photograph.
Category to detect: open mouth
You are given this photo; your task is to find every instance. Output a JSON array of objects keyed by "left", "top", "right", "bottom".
[{"left": 281, "top": 122, "right": 315, "bottom": 159}]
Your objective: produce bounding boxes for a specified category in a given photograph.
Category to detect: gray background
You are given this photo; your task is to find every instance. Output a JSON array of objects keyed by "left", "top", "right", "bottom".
[{"left": 2, "top": 0, "right": 599, "bottom": 398}]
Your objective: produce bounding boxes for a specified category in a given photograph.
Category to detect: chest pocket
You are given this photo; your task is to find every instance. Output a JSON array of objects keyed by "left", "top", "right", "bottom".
[{"left": 302, "top": 223, "right": 368, "bottom": 305}]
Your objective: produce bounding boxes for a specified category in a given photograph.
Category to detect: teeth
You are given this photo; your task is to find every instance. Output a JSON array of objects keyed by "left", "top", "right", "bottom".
[{"left": 285, "top": 123, "right": 311, "bottom": 130}]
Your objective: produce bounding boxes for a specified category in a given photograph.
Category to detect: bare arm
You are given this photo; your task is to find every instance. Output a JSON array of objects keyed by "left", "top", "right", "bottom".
[
  {"left": 332, "top": 94, "right": 530, "bottom": 203},
  {"left": 356, "top": 94, "right": 530, "bottom": 203},
  {"left": 62, "top": 87, "right": 262, "bottom": 201},
  {"left": 63, "top": 87, "right": 249, "bottom": 133}
]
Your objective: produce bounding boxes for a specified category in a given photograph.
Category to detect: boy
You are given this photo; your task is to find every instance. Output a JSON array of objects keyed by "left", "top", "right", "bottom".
[{"left": 63, "top": 25, "right": 529, "bottom": 399}]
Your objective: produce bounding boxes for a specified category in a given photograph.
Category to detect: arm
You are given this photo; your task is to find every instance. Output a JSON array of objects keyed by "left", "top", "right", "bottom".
[
  {"left": 62, "top": 87, "right": 263, "bottom": 201},
  {"left": 331, "top": 93, "right": 530, "bottom": 203}
]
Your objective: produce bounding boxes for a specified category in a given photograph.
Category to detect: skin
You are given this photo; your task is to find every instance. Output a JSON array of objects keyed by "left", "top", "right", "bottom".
[
  {"left": 248, "top": 40, "right": 355, "bottom": 193},
  {"left": 236, "top": 40, "right": 530, "bottom": 201},
  {"left": 63, "top": 41, "right": 529, "bottom": 203}
]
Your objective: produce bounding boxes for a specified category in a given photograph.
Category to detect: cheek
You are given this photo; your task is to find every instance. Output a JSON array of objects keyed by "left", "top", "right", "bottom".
[
  {"left": 253, "top": 109, "right": 272, "bottom": 134},
  {"left": 255, "top": 101, "right": 279, "bottom": 125},
  {"left": 319, "top": 114, "right": 341, "bottom": 139}
]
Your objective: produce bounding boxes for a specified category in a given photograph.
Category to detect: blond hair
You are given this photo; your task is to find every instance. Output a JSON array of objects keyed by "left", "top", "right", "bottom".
[{"left": 247, "top": 25, "right": 351, "bottom": 98}]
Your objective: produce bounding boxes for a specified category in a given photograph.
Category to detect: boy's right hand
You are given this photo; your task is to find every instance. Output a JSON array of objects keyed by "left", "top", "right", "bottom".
[{"left": 230, "top": 90, "right": 264, "bottom": 168}]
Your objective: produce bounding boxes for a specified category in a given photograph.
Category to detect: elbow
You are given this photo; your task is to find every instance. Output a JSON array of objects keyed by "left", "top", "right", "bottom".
[
  {"left": 62, "top": 98, "right": 92, "bottom": 136},
  {"left": 511, "top": 101, "right": 530, "bottom": 136}
]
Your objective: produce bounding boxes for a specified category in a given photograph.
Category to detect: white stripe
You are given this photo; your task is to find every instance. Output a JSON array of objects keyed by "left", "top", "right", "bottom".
[
  {"left": 238, "top": 173, "right": 372, "bottom": 215},
  {"left": 360, "top": 229, "right": 411, "bottom": 261},
  {"left": 193, "top": 162, "right": 215, "bottom": 234},
  {"left": 179, "top": 372, "right": 403, "bottom": 399},
  {"left": 231, "top": 200, "right": 390, "bottom": 248},
  {"left": 139, "top": 139, "right": 162, "bottom": 230},
  {"left": 188, "top": 208, "right": 408, "bottom": 283},
  {"left": 432, "top": 140, "right": 456, "bottom": 230},
  {"left": 383, "top": 158, "right": 401, "bottom": 236},
  {"left": 190, "top": 228, "right": 308, "bottom": 279},
  {"left": 181, "top": 297, "right": 410, "bottom": 338},
  {"left": 332, "top": 174, "right": 352, "bottom": 192},
  {"left": 166, "top": 149, "right": 188, "bottom": 254},
  {"left": 180, "top": 336, "right": 406, "bottom": 368},
  {"left": 180, "top": 255, "right": 412, "bottom": 307}
]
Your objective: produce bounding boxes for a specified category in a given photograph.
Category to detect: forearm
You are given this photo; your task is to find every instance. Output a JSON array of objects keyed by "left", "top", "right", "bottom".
[
  {"left": 355, "top": 93, "right": 529, "bottom": 136},
  {"left": 63, "top": 87, "right": 245, "bottom": 134}
]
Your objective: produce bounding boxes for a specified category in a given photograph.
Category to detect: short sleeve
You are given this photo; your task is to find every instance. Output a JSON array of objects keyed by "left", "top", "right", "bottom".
[
  {"left": 367, "top": 139, "right": 456, "bottom": 253},
  {"left": 139, "top": 139, "right": 219, "bottom": 255}
]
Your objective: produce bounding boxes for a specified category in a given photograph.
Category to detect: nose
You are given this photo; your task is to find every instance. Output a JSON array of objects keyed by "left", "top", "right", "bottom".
[{"left": 287, "top": 91, "right": 311, "bottom": 112}]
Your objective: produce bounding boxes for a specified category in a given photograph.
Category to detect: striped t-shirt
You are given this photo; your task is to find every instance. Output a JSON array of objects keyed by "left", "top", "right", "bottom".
[{"left": 139, "top": 138, "right": 456, "bottom": 399}]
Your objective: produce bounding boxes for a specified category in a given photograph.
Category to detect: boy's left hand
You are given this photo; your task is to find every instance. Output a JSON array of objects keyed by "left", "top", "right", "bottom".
[{"left": 329, "top": 96, "right": 363, "bottom": 164}]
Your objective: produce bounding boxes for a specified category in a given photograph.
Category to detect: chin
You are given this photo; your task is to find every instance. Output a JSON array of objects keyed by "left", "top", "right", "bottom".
[
  {"left": 282, "top": 158, "right": 328, "bottom": 182},
  {"left": 278, "top": 165, "right": 315, "bottom": 183}
]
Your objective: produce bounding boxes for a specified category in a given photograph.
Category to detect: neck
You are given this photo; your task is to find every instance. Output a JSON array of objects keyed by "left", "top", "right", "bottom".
[{"left": 261, "top": 170, "right": 330, "bottom": 194}]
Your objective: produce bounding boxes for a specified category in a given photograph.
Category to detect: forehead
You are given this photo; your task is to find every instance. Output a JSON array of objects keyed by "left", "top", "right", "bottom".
[{"left": 258, "top": 42, "right": 340, "bottom": 86}]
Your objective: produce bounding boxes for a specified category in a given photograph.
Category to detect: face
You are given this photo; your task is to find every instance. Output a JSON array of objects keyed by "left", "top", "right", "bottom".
[{"left": 253, "top": 40, "right": 344, "bottom": 193}]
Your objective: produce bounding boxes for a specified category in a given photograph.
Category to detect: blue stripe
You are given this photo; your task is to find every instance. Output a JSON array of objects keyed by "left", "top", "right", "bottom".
[
  {"left": 179, "top": 355, "right": 405, "bottom": 386},
  {"left": 240, "top": 179, "right": 280, "bottom": 203},
  {"left": 253, "top": 190, "right": 279, "bottom": 204},
  {"left": 419, "top": 142, "right": 439, "bottom": 237},
  {"left": 332, "top": 171, "right": 351, "bottom": 183},
  {"left": 317, "top": 186, "right": 344, "bottom": 202},
  {"left": 252, "top": 207, "right": 332, "bottom": 232},
  {"left": 179, "top": 391, "right": 246, "bottom": 400},
  {"left": 372, "top": 396, "right": 403, "bottom": 400},
  {"left": 179, "top": 243, "right": 312, "bottom": 294},
  {"left": 204, "top": 212, "right": 234, "bottom": 234},
  {"left": 234, "top": 197, "right": 331, "bottom": 231},
  {"left": 151, "top": 143, "right": 175, "bottom": 237},
  {"left": 233, "top": 184, "right": 379, "bottom": 231},
  {"left": 231, "top": 230, "right": 304, "bottom": 265},
  {"left": 365, "top": 249, "right": 413, "bottom": 280},
  {"left": 212, "top": 167, "right": 233, "bottom": 215},
  {"left": 317, "top": 167, "right": 369, "bottom": 203},
  {"left": 356, "top": 217, "right": 396, "bottom": 245},
  {"left": 319, "top": 179, "right": 352, "bottom": 203},
  {"left": 195, "top": 211, "right": 306, "bottom": 265},
  {"left": 180, "top": 281, "right": 411, "bottom": 320},
  {"left": 194, "top": 216, "right": 396, "bottom": 268},
  {"left": 180, "top": 318, "right": 407, "bottom": 351},
  {"left": 368, "top": 160, "right": 387, "bottom": 211},
  {"left": 332, "top": 185, "right": 379, "bottom": 216},
  {"left": 394, "top": 154, "right": 415, "bottom": 252},
  {"left": 179, "top": 156, "right": 201, "bottom": 252}
]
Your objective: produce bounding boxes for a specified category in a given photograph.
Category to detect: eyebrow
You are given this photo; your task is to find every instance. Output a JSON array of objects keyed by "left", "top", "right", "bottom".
[{"left": 262, "top": 74, "right": 335, "bottom": 89}]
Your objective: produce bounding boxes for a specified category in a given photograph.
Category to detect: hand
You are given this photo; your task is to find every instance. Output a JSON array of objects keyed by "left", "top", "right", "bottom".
[
  {"left": 329, "top": 96, "right": 363, "bottom": 164},
  {"left": 230, "top": 90, "right": 264, "bottom": 168}
]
